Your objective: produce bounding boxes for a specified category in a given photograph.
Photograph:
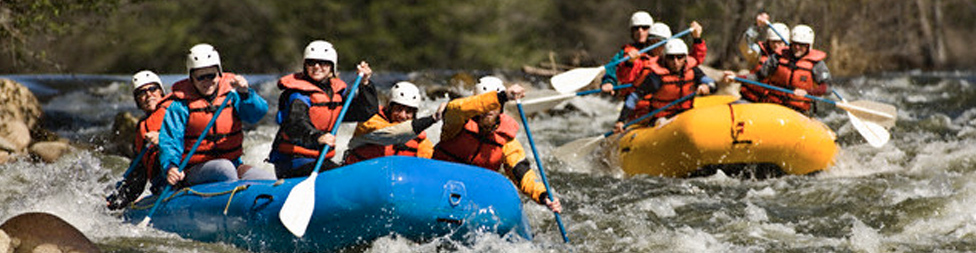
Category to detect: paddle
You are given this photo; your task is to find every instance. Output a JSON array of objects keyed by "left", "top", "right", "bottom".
[
  {"left": 279, "top": 73, "right": 365, "bottom": 237},
  {"left": 517, "top": 84, "right": 632, "bottom": 115},
  {"left": 554, "top": 92, "right": 698, "bottom": 163},
  {"left": 733, "top": 77, "right": 896, "bottom": 146},
  {"left": 551, "top": 28, "right": 694, "bottom": 93},
  {"left": 515, "top": 100, "right": 570, "bottom": 243},
  {"left": 832, "top": 90, "right": 891, "bottom": 148},
  {"left": 138, "top": 94, "right": 234, "bottom": 227}
]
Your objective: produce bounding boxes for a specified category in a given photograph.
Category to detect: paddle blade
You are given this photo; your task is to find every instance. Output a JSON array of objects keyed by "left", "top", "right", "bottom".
[
  {"left": 845, "top": 100, "right": 897, "bottom": 128},
  {"left": 136, "top": 217, "right": 151, "bottom": 228},
  {"left": 511, "top": 93, "right": 578, "bottom": 115},
  {"left": 551, "top": 67, "right": 604, "bottom": 93},
  {"left": 553, "top": 136, "right": 604, "bottom": 163},
  {"left": 848, "top": 111, "right": 890, "bottom": 148},
  {"left": 279, "top": 174, "right": 317, "bottom": 237}
]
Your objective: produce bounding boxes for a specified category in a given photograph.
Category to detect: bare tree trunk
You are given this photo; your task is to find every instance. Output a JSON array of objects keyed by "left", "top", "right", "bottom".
[
  {"left": 916, "top": 0, "right": 943, "bottom": 68},
  {"left": 932, "top": 0, "right": 947, "bottom": 67}
]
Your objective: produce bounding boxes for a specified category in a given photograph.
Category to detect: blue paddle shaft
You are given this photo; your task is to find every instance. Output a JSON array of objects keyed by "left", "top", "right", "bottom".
[
  {"left": 734, "top": 77, "right": 833, "bottom": 104},
  {"left": 576, "top": 84, "right": 633, "bottom": 96},
  {"left": 313, "top": 74, "right": 365, "bottom": 174},
  {"left": 144, "top": 93, "right": 235, "bottom": 222},
  {"left": 516, "top": 102, "right": 570, "bottom": 243},
  {"left": 606, "top": 28, "right": 694, "bottom": 68},
  {"left": 603, "top": 92, "right": 697, "bottom": 138}
]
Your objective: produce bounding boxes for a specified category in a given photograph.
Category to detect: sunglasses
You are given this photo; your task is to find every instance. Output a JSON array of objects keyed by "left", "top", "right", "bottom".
[
  {"left": 134, "top": 85, "right": 160, "bottom": 97},
  {"left": 665, "top": 55, "right": 686, "bottom": 60},
  {"left": 194, "top": 73, "right": 218, "bottom": 81},
  {"left": 632, "top": 25, "right": 651, "bottom": 30},
  {"left": 304, "top": 59, "right": 332, "bottom": 67}
]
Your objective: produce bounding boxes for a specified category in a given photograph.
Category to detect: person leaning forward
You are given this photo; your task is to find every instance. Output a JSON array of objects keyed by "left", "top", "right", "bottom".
[
  {"left": 268, "top": 40, "right": 378, "bottom": 179},
  {"left": 432, "top": 76, "right": 562, "bottom": 213},
  {"left": 106, "top": 70, "right": 171, "bottom": 210},
  {"left": 343, "top": 81, "right": 437, "bottom": 164},
  {"left": 159, "top": 43, "right": 276, "bottom": 187}
]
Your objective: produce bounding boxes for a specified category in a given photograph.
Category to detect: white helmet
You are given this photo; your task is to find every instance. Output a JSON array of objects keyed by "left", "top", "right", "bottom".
[
  {"left": 664, "top": 39, "right": 689, "bottom": 55},
  {"left": 791, "top": 24, "right": 815, "bottom": 45},
  {"left": 304, "top": 40, "right": 338, "bottom": 73},
  {"left": 630, "top": 11, "right": 654, "bottom": 27},
  {"left": 766, "top": 23, "right": 790, "bottom": 42},
  {"left": 186, "top": 43, "right": 221, "bottom": 72},
  {"left": 650, "top": 22, "right": 672, "bottom": 39},
  {"left": 389, "top": 81, "right": 421, "bottom": 108},
  {"left": 475, "top": 76, "right": 506, "bottom": 95},
  {"left": 132, "top": 70, "right": 162, "bottom": 90}
]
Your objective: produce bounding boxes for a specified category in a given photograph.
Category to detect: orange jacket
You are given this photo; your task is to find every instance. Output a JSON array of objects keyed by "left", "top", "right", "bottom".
[
  {"left": 273, "top": 73, "right": 347, "bottom": 159},
  {"left": 135, "top": 97, "right": 172, "bottom": 179},
  {"left": 629, "top": 57, "right": 700, "bottom": 122},
  {"left": 764, "top": 48, "right": 828, "bottom": 112},
  {"left": 433, "top": 92, "right": 549, "bottom": 203},
  {"left": 169, "top": 73, "right": 243, "bottom": 165}
]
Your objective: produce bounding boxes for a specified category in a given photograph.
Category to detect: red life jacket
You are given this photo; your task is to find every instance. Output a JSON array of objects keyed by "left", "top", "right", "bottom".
[
  {"left": 274, "top": 73, "right": 347, "bottom": 159},
  {"left": 630, "top": 57, "right": 699, "bottom": 121},
  {"left": 170, "top": 73, "right": 243, "bottom": 165},
  {"left": 135, "top": 96, "right": 172, "bottom": 179},
  {"left": 614, "top": 44, "right": 655, "bottom": 99},
  {"left": 432, "top": 114, "right": 518, "bottom": 170},
  {"left": 763, "top": 48, "right": 827, "bottom": 112},
  {"left": 740, "top": 44, "right": 780, "bottom": 103},
  {"left": 343, "top": 109, "right": 428, "bottom": 164}
]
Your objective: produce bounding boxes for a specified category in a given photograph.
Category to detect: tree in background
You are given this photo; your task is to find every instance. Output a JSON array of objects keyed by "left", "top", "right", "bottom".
[{"left": 2, "top": 0, "right": 974, "bottom": 75}]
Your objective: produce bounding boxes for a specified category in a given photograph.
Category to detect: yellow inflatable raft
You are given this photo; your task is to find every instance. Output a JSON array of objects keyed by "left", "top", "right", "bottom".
[{"left": 608, "top": 95, "right": 837, "bottom": 177}]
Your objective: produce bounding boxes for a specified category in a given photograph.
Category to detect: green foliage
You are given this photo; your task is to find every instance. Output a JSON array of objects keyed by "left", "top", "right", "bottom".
[{"left": 2, "top": 0, "right": 975, "bottom": 74}]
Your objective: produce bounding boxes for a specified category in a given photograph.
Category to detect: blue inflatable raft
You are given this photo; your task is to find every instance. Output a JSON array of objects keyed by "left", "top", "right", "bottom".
[{"left": 124, "top": 156, "right": 533, "bottom": 252}]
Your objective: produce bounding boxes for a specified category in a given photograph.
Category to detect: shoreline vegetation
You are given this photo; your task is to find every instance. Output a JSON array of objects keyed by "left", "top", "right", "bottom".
[{"left": 2, "top": 1, "right": 974, "bottom": 77}]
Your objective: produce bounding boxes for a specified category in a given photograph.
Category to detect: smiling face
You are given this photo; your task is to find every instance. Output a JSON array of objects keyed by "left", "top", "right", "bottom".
[
  {"left": 304, "top": 59, "right": 334, "bottom": 82},
  {"left": 387, "top": 103, "right": 417, "bottom": 123},
  {"left": 791, "top": 43, "right": 810, "bottom": 58},
  {"left": 190, "top": 66, "right": 221, "bottom": 96},
  {"left": 134, "top": 84, "right": 164, "bottom": 112}
]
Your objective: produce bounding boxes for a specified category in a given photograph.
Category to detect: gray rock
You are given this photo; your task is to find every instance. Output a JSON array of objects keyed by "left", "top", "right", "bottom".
[
  {"left": 0, "top": 121, "right": 30, "bottom": 153},
  {"left": 29, "top": 142, "right": 72, "bottom": 163}
]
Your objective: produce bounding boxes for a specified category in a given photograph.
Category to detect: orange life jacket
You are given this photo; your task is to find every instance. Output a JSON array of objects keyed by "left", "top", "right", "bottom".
[
  {"left": 432, "top": 114, "right": 518, "bottom": 170},
  {"left": 763, "top": 47, "right": 827, "bottom": 112},
  {"left": 343, "top": 109, "right": 429, "bottom": 164},
  {"left": 630, "top": 57, "right": 699, "bottom": 121},
  {"left": 170, "top": 73, "right": 243, "bottom": 165},
  {"left": 135, "top": 97, "right": 172, "bottom": 179},
  {"left": 274, "top": 73, "right": 347, "bottom": 159}
]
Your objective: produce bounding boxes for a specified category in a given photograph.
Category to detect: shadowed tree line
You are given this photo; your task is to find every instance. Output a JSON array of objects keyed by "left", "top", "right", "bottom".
[{"left": 2, "top": 0, "right": 974, "bottom": 76}]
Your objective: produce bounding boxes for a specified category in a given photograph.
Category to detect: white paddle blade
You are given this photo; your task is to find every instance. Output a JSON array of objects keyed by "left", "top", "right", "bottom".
[
  {"left": 136, "top": 217, "right": 151, "bottom": 228},
  {"left": 836, "top": 101, "right": 897, "bottom": 128},
  {"left": 553, "top": 136, "right": 604, "bottom": 163},
  {"left": 515, "top": 93, "right": 578, "bottom": 115},
  {"left": 279, "top": 175, "right": 317, "bottom": 237},
  {"left": 551, "top": 67, "right": 604, "bottom": 93},
  {"left": 848, "top": 111, "right": 890, "bottom": 148}
]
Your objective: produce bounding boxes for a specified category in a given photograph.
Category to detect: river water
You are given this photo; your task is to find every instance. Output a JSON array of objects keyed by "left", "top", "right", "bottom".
[{"left": 1, "top": 71, "right": 975, "bottom": 252}]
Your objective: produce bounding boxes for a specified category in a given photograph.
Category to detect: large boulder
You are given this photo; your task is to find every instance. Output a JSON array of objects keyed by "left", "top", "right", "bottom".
[
  {"left": 0, "top": 212, "right": 100, "bottom": 253},
  {"left": 0, "top": 79, "right": 42, "bottom": 130}
]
